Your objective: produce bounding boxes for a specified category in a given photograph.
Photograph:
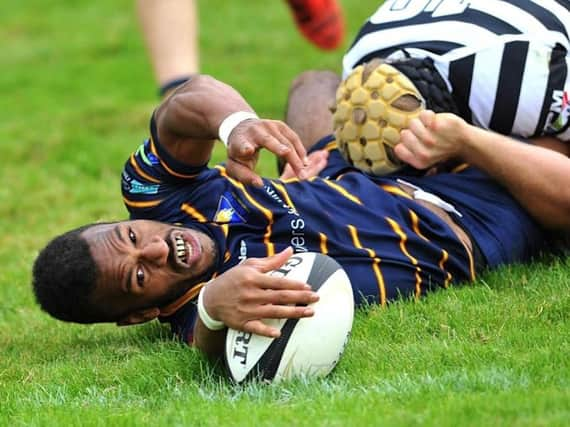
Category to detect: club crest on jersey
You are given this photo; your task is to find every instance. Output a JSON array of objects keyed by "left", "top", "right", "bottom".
[
  {"left": 214, "top": 193, "right": 247, "bottom": 223},
  {"left": 546, "top": 90, "right": 570, "bottom": 133}
]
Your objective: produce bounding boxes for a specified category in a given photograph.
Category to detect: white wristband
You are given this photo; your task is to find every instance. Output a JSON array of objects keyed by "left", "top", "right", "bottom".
[
  {"left": 218, "top": 111, "right": 259, "bottom": 147},
  {"left": 197, "top": 285, "right": 225, "bottom": 331}
]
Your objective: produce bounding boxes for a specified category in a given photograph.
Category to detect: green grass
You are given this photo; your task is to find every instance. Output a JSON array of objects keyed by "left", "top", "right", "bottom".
[{"left": 1, "top": 1, "right": 569, "bottom": 425}]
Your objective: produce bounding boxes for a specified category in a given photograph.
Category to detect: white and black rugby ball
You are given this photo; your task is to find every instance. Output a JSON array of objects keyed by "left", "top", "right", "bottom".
[{"left": 224, "top": 252, "right": 354, "bottom": 383}]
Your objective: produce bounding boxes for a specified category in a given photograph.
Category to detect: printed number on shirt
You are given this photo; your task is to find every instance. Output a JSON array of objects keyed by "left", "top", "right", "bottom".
[{"left": 371, "top": 0, "right": 471, "bottom": 23}]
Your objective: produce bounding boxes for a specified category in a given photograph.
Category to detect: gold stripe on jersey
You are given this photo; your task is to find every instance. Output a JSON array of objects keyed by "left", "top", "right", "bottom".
[
  {"left": 465, "top": 243, "right": 476, "bottom": 281},
  {"left": 319, "top": 232, "right": 329, "bottom": 255},
  {"left": 215, "top": 165, "right": 275, "bottom": 256},
  {"left": 451, "top": 163, "right": 469, "bottom": 173},
  {"left": 123, "top": 197, "right": 162, "bottom": 208},
  {"left": 386, "top": 217, "right": 423, "bottom": 299},
  {"left": 181, "top": 203, "right": 208, "bottom": 223},
  {"left": 281, "top": 177, "right": 300, "bottom": 184},
  {"left": 439, "top": 249, "right": 453, "bottom": 288},
  {"left": 130, "top": 154, "right": 162, "bottom": 184},
  {"left": 321, "top": 179, "right": 362, "bottom": 205},
  {"left": 159, "top": 282, "right": 205, "bottom": 316},
  {"left": 272, "top": 181, "right": 298, "bottom": 213},
  {"left": 149, "top": 137, "right": 200, "bottom": 179},
  {"left": 237, "top": 185, "right": 275, "bottom": 256},
  {"left": 409, "top": 196, "right": 476, "bottom": 282},
  {"left": 381, "top": 184, "right": 413, "bottom": 199},
  {"left": 409, "top": 210, "right": 429, "bottom": 241},
  {"left": 348, "top": 225, "right": 386, "bottom": 306},
  {"left": 410, "top": 209, "right": 455, "bottom": 287},
  {"left": 324, "top": 140, "right": 338, "bottom": 151}
]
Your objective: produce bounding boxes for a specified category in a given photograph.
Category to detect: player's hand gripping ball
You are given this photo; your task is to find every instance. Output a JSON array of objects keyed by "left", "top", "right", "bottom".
[{"left": 225, "top": 252, "right": 354, "bottom": 384}]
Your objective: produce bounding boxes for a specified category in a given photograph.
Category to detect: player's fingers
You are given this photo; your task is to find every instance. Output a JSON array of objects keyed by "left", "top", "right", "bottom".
[
  {"left": 278, "top": 123, "right": 308, "bottom": 161},
  {"left": 304, "top": 150, "right": 329, "bottom": 176},
  {"left": 398, "top": 129, "right": 433, "bottom": 169},
  {"left": 273, "top": 136, "right": 307, "bottom": 180},
  {"left": 257, "top": 304, "right": 315, "bottom": 321},
  {"left": 408, "top": 117, "right": 434, "bottom": 147},
  {"left": 242, "top": 303, "right": 318, "bottom": 338},
  {"left": 279, "top": 163, "right": 295, "bottom": 180},
  {"left": 226, "top": 158, "right": 263, "bottom": 187},
  {"left": 419, "top": 109, "right": 436, "bottom": 128},
  {"left": 253, "top": 288, "right": 319, "bottom": 305},
  {"left": 243, "top": 320, "right": 281, "bottom": 338},
  {"left": 280, "top": 150, "right": 328, "bottom": 180},
  {"left": 399, "top": 128, "right": 421, "bottom": 152},
  {"left": 240, "top": 124, "right": 290, "bottom": 157},
  {"left": 257, "top": 132, "right": 307, "bottom": 179},
  {"left": 257, "top": 275, "right": 313, "bottom": 291},
  {"left": 247, "top": 122, "right": 306, "bottom": 179},
  {"left": 394, "top": 140, "right": 420, "bottom": 168},
  {"left": 226, "top": 125, "right": 256, "bottom": 157},
  {"left": 245, "top": 247, "right": 293, "bottom": 271},
  {"left": 277, "top": 123, "right": 309, "bottom": 166},
  {"left": 236, "top": 140, "right": 256, "bottom": 157}
]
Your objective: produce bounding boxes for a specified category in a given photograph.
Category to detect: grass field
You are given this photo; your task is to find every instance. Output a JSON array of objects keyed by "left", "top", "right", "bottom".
[{"left": 1, "top": 1, "right": 569, "bottom": 425}]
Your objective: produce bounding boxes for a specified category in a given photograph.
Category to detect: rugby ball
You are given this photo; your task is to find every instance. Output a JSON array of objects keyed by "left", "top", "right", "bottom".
[{"left": 224, "top": 252, "right": 354, "bottom": 383}]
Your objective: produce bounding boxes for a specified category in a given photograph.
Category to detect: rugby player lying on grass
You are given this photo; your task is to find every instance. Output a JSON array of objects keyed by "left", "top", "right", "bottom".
[{"left": 32, "top": 73, "right": 570, "bottom": 359}]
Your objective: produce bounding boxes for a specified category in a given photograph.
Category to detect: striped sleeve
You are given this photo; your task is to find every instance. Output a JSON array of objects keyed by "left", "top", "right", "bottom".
[{"left": 121, "top": 114, "right": 208, "bottom": 220}]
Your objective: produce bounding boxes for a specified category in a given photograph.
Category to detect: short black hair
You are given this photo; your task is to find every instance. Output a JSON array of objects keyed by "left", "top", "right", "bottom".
[{"left": 32, "top": 224, "right": 111, "bottom": 324}]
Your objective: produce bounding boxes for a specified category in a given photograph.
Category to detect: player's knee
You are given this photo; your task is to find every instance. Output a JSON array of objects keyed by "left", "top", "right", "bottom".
[{"left": 288, "top": 70, "right": 341, "bottom": 97}]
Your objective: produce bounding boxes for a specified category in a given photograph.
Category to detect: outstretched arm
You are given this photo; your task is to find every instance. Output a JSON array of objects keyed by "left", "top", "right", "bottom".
[
  {"left": 154, "top": 75, "right": 308, "bottom": 185},
  {"left": 397, "top": 110, "right": 570, "bottom": 229}
]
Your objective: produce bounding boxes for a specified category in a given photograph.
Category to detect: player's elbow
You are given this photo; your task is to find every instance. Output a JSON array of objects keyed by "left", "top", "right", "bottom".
[
  {"left": 560, "top": 188, "right": 570, "bottom": 229},
  {"left": 160, "top": 74, "right": 217, "bottom": 109},
  {"left": 542, "top": 189, "right": 570, "bottom": 229}
]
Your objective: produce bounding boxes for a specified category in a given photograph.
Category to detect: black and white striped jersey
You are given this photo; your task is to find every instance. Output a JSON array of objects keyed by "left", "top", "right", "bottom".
[{"left": 343, "top": 0, "right": 570, "bottom": 140}]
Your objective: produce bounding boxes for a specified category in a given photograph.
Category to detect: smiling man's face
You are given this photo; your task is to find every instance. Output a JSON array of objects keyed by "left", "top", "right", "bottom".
[{"left": 82, "top": 220, "right": 218, "bottom": 323}]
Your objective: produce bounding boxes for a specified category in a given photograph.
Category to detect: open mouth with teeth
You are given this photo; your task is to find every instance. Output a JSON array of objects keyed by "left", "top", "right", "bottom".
[
  {"left": 171, "top": 231, "right": 200, "bottom": 268},
  {"left": 175, "top": 234, "right": 190, "bottom": 264}
]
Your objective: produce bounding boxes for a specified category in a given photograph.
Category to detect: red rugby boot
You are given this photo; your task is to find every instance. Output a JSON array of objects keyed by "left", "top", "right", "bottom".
[{"left": 285, "top": 0, "right": 345, "bottom": 50}]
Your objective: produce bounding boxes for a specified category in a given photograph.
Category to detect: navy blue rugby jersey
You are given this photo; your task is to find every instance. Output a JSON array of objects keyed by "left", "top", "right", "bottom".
[
  {"left": 343, "top": 0, "right": 570, "bottom": 140},
  {"left": 121, "top": 120, "right": 544, "bottom": 343}
]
